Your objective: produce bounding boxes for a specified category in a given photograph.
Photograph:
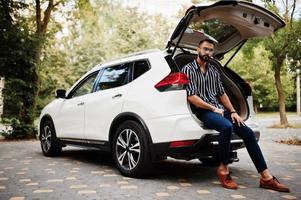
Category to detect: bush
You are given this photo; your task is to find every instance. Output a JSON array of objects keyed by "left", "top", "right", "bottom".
[{"left": 1, "top": 118, "right": 37, "bottom": 140}]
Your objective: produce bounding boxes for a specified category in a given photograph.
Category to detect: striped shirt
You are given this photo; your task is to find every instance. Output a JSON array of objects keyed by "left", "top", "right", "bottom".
[{"left": 181, "top": 59, "right": 225, "bottom": 109}]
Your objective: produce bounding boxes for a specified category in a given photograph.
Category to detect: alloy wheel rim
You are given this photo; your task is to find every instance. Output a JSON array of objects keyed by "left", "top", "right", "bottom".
[
  {"left": 115, "top": 129, "right": 141, "bottom": 170},
  {"left": 41, "top": 125, "right": 52, "bottom": 152}
]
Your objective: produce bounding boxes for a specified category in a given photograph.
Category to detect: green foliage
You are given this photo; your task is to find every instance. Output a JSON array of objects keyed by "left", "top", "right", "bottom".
[
  {"left": 260, "top": 2, "right": 300, "bottom": 125},
  {"left": 1, "top": 117, "right": 36, "bottom": 139},
  {"left": 287, "top": 20, "right": 301, "bottom": 72},
  {"left": 191, "top": 19, "right": 237, "bottom": 43},
  {"left": 36, "top": 0, "right": 172, "bottom": 110},
  {"left": 224, "top": 43, "right": 295, "bottom": 111},
  {"left": 2, "top": 0, "right": 300, "bottom": 138},
  {"left": 0, "top": 0, "right": 40, "bottom": 138}
]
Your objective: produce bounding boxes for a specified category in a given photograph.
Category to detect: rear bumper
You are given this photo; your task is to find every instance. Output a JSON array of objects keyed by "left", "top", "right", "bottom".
[{"left": 152, "top": 130, "right": 260, "bottom": 160}]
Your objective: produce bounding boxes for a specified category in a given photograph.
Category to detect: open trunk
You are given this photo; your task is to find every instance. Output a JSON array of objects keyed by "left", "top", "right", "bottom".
[
  {"left": 166, "top": 0, "right": 285, "bottom": 121},
  {"left": 166, "top": 1, "right": 285, "bottom": 56},
  {"left": 173, "top": 52, "right": 251, "bottom": 120}
]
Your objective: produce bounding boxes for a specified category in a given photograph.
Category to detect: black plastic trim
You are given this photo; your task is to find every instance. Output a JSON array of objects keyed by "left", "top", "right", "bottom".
[
  {"left": 59, "top": 138, "right": 110, "bottom": 151},
  {"left": 39, "top": 114, "right": 55, "bottom": 136},
  {"left": 153, "top": 130, "right": 260, "bottom": 160},
  {"left": 66, "top": 70, "right": 100, "bottom": 99},
  {"left": 164, "top": 55, "right": 180, "bottom": 72},
  {"left": 109, "top": 112, "right": 155, "bottom": 160}
]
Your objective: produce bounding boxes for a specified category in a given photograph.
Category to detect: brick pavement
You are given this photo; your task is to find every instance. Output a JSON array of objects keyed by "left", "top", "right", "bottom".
[{"left": 0, "top": 136, "right": 300, "bottom": 200}]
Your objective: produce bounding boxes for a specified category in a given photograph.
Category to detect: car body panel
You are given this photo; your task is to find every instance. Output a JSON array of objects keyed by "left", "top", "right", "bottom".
[
  {"left": 84, "top": 87, "right": 125, "bottom": 141},
  {"left": 54, "top": 95, "right": 86, "bottom": 139}
]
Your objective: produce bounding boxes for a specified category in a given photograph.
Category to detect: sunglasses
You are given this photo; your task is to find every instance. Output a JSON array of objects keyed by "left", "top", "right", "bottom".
[{"left": 202, "top": 47, "right": 214, "bottom": 53}]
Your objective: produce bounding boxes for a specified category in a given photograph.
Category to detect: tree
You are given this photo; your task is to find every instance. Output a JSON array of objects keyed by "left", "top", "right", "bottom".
[
  {"left": 31, "top": 0, "right": 64, "bottom": 116},
  {"left": 0, "top": 0, "right": 38, "bottom": 138},
  {"left": 0, "top": 0, "right": 62, "bottom": 138},
  {"left": 262, "top": 0, "right": 299, "bottom": 127},
  {"left": 36, "top": 0, "right": 172, "bottom": 111},
  {"left": 226, "top": 43, "right": 295, "bottom": 112},
  {"left": 287, "top": 20, "right": 301, "bottom": 72}
]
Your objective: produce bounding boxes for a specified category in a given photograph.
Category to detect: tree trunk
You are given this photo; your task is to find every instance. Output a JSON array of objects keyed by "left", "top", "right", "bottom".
[{"left": 274, "top": 57, "right": 289, "bottom": 127}]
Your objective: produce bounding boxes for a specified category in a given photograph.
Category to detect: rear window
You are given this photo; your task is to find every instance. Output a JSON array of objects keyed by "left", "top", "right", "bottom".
[
  {"left": 96, "top": 63, "right": 131, "bottom": 91},
  {"left": 133, "top": 60, "right": 150, "bottom": 80}
]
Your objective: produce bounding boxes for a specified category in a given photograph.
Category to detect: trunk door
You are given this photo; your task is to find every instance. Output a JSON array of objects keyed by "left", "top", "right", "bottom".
[{"left": 167, "top": 1, "right": 285, "bottom": 55}]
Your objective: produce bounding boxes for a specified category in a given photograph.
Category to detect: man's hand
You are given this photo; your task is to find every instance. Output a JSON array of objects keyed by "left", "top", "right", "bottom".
[
  {"left": 231, "top": 113, "right": 245, "bottom": 127},
  {"left": 213, "top": 107, "right": 224, "bottom": 116}
]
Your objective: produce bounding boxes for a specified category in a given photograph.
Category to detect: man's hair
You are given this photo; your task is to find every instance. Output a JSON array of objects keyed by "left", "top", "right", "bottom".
[{"left": 198, "top": 39, "right": 216, "bottom": 46}]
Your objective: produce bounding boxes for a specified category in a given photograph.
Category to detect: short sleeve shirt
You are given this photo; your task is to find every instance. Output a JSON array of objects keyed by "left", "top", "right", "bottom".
[{"left": 181, "top": 60, "right": 225, "bottom": 109}]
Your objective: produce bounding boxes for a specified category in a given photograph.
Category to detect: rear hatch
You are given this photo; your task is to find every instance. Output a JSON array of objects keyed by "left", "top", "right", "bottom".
[
  {"left": 166, "top": 0, "right": 285, "bottom": 121},
  {"left": 166, "top": 0, "right": 285, "bottom": 57}
]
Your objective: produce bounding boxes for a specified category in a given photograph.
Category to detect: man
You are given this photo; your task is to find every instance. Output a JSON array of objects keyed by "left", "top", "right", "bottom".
[{"left": 181, "top": 39, "right": 290, "bottom": 192}]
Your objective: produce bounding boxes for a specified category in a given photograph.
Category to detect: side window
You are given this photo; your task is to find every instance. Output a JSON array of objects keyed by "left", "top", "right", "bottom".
[
  {"left": 133, "top": 60, "right": 150, "bottom": 80},
  {"left": 71, "top": 72, "right": 98, "bottom": 98},
  {"left": 96, "top": 63, "right": 131, "bottom": 91}
]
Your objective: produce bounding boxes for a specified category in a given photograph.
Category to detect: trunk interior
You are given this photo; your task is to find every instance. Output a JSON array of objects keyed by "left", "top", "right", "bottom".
[{"left": 173, "top": 52, "right": 250, "bottom": 121}]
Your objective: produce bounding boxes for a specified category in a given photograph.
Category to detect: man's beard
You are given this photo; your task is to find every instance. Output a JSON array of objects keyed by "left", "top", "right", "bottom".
[{"left": 198, "top": 53, "right": 211, "bottom": 62}]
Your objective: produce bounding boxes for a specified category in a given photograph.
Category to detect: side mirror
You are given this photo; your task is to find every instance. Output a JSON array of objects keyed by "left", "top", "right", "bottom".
[{"left": 55, "top": 89, "right": 66, "bottom": 98}]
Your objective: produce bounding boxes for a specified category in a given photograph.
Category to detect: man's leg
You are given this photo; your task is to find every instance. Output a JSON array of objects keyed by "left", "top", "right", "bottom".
[
  {"left": 195, "top": 109, "right": 239, "bottom": 189},
  {"left": 194, "top": 109, "right": 233, "bottom": 166},
  {"left": 224, "top": 112, "right": 268, "bottom": 173},
  {"left": 223, "top": 112, "right": 290, "bottom": 192}
]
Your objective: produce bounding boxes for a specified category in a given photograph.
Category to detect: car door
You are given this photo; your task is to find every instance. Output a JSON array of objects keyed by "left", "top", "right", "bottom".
[
  {"left": 167, "top": 0, "right": 285, "bottom": 56},
  {"left": 84, "top": 62, "right": 132, "bottom": 141},
  {"left": 55, "top": 71, "right": 99, "bottom": 139}
]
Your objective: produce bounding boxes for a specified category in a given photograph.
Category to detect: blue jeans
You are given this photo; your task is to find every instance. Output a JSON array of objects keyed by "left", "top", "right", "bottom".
[{"left": 195, "top": 108, "right": 267, "bottom": 173}]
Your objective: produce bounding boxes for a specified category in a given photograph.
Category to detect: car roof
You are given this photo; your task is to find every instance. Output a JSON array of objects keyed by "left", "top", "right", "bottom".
[
  {"left": 65, "top": 49, "right": 163, "bottom": 96},
  {"left": 91, "top": 49, "right": 162, "bottom": 72}
]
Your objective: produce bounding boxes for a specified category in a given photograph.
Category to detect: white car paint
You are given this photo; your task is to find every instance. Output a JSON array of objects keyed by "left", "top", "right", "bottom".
[{"left": 39, "top": 49, "right": 259, "bottom": 145}]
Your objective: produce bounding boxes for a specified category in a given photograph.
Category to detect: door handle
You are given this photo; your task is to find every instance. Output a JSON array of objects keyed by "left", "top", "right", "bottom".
[
  {"left": 77, "top": 102, "right": 85, "bottom": 106},
  {"left": 112, "top": 94, "right": 122, "bottom": 99}
]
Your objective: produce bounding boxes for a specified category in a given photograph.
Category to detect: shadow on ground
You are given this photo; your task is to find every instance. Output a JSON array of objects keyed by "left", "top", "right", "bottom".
[{"left": 33, "top": 148, "right": 247, "bottom": 184}]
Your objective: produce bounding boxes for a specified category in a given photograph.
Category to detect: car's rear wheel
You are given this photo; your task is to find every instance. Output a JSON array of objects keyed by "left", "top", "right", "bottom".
[
  {"left": 40, "top": 120, "right": 62, "bottom": 157},
  {"left": 112, "top": 120, "right": 152, "bottom": 177}
]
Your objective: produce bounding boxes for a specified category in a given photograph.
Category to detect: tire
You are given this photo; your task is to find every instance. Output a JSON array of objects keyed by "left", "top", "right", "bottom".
[
  {"left": 40, "top": 120, "right": 62, "bottom": 157},
  {"left": 112, "top": 120, "right": 152, "bottom": 178}
]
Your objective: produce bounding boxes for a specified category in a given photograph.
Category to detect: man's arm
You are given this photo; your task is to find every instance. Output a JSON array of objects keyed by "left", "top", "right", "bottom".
[
  {"left": 218, "top": 93, "right": 245, "bottom": 126},
  {"left": 218, "top": 93, "right": 236, "bottom": 112},
  {"left": 188, "top": 95, "right": 224, "bottom": 115},
  {"left": 182, "top": 65, "right": 223, "bottom": 115}
]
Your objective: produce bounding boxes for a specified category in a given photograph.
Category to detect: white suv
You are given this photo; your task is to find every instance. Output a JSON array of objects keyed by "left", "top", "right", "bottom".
[{"left": 39, "top": 1, "right": 284, "bottom": 177}]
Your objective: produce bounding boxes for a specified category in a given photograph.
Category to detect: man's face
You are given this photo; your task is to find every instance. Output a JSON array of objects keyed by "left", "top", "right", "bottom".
[{"left": 197, "top": 41, "right": 214, "bottom": 61}]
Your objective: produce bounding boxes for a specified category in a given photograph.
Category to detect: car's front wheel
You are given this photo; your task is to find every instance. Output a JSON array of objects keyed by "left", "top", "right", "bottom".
[
  {"left": 40, "top": 120, "right": 62, "bottom": 157},
  {"left": 112, "top": 120, "right": 152, "bottom": 177}
]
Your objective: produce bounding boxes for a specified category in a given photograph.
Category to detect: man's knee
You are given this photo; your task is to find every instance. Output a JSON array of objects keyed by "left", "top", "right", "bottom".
[
  {"left": 237, "top": 127, "right": 257, "bottom": 142},
  {"left": 220, "top": 121, "right": 233, "bottom": 133}
]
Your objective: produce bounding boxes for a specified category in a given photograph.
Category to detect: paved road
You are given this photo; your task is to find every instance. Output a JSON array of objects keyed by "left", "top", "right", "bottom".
[
  {"left": 254, "top": 115, "right": 301, "bottom": 143},
  {"left": 0, "top": 115, "right": 301, "bottom": 200},
  {"left": 0, "top": 133, "right": 301, "bottom": 200}
]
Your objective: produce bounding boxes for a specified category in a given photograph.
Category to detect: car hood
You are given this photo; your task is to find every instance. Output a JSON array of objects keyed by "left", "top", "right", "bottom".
[{"left": 167, "top": 0, "right": 285, "bottom": 55}]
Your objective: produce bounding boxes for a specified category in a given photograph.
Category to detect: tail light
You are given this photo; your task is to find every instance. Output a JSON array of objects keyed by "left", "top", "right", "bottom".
[
  {"left": 169, "top": 140, "right": 196, "bottom": 148},
  {"left": 155, "top": 72, "right": 189, "bottom": 92}
]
